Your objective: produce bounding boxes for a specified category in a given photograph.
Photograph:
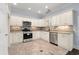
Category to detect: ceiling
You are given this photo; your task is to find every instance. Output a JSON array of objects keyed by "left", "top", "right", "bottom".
[{"left": 8, "top": 3, "right": 64, "bottom": 18}]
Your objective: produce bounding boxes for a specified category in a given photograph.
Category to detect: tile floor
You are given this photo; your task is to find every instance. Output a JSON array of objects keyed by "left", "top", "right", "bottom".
[{"left": 8, "top": 39, "right": 68, "bottom": 55}]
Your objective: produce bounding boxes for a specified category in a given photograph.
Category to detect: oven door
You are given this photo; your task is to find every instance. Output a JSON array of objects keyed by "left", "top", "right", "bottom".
[{"left": 23, "top": 33, "right": 32, "bottom": 39}]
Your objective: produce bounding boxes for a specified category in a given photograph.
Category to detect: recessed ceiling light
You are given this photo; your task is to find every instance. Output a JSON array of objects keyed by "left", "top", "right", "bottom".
[
  {"left": 13, "top": 3, "right": 17, "bottom": 5},
  {"left": 28, "top": 8, "right": 31, "bottom": 10},
  {"left": 38, "top": 10, "right": 41, "bottom": 14},
  {"left": 45, "top": 5, "right": 48, "bottom": 9}
]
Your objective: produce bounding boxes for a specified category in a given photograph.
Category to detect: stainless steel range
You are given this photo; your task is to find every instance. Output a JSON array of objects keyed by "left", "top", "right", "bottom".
[{"left": 22, "top": 21, "right": 32, "bottom": 42}]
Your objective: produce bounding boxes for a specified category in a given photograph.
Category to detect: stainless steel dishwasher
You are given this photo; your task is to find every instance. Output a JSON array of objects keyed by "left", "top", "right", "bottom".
[{"left": 49, "top": 32, "right": 58, "bottom": 45}]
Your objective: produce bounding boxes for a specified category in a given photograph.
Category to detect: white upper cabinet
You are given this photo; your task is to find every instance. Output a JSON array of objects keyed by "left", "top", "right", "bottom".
[
  {"left": 31, "top": 20, "right": 40, "bottom": 26},
  {"left": 10, "top": 16, "right": 29, "bottom": 26},
  {"left": 51, "top": 16, "right": 56, "bottom": 26},
  {"left": 51, "top": 10, "right": 73, "bottom": 26},
  {"left": 10, "top": 16, "right": 48, "bottom": 27},
  {"left": 32, "top": 19, "right": 48, "bottom": 27},
  {"left": 40, "top": 20, "right": 48, "bottom": 27},
  {"left": 60, "top": 11, "right": 73, "bottom": 25},
  {"left": 51, "top": 15, "right": 60, "bottom": 26}
]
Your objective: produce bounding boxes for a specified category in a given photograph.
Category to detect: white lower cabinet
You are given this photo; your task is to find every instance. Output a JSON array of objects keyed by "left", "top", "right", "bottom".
[
  {"left": 9, "top": 31, "right": 49, "bottom": 44},
  {"left": 58, "top": 33, "right": 73, "bottom": 51},
  {"left": 33, "top": 31, "right": 49, "bottom": 42},
  {"left": 39, "top": 31, "right": 49, "bottom": 42},
  {"left": 9, "top": 32, "right": 23, "bottom": 44},
  {"left": 33, "top": 31, "right": 39, "bottom": 40}
]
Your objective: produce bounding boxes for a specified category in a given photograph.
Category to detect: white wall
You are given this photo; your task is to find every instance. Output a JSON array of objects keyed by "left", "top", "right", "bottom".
[
  {"left": 75, "top": 14, "right": 79, "bottom": 49},
  {"left": 0, "top": 4, "right": 9, "bottom": 55}
]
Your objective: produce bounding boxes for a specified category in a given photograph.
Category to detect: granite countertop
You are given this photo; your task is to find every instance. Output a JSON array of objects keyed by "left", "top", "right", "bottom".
[
  {"left": 31, "top": 29, "right": 49, "bottom": 32},
  {"left": 50, "top": 31, "right": 73, "bottom": 34},
  {"left": 50, "top": 25, "right": 73, "bottom": 33},
  {"left": 10, "top": 26, "right": 73, "bottom": 33},
  {"left": 10, "top": 26, "right": 22, "bottom": 32}
]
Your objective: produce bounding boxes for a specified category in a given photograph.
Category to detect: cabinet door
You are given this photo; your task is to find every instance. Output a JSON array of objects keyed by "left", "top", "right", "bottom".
[
  {"left": 59, "top": 11, "right": 73, "bottom": 25},
  {"left": 43, "top": 32, "right": 49, "bottom": 42},
  {"left": 51, "top": 10, "right": 73, "bottom": 26},
  {"left": 33, "top": 31, "right": 39, "bottom": 39},
  {"left": 59, "top": 13, "right": 64, "bottom": 25},
  {"left": 40, "top": 31, "right": 49, "bottom": 42},
  {"left": 56, "top": 15, "right": 60, "bottom": 26},
  {"left": 9, "top": 32, "right": 23, "bottom": 44},
  {"left": 16, "top": 32, "right": 23, "bottom": 43},
  {"left": 9, "top": 32, "right": 16, "bottom": 44},
  {"left": 51, "top": 16, "right": 57, "bottom": 26},
  {"left": 42, "top": 20, "right": 49, "bottom": 27},
  {"left": 9, "top": 33, "right": 15, "bottom": 44},
  {"left": 32, "top": 20, "right": 40, "bottom": 26},
  {"left": 31, "top": 20, "right": 35, "bottom": 26},
  {"left": 33, "top": 32, "right": 37, "bottom": 39},
  {"left": 65, "top": 11, "right": 73, "bottom": 25},
  {"left": 52, "top": 15, "right": 61, "bottom": 26},
  {"left": 48, "top": 17, "right": 51, "bottom": 26},
  {"left": 58, "top": 33, "right": 73, "bottom": 51}
]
